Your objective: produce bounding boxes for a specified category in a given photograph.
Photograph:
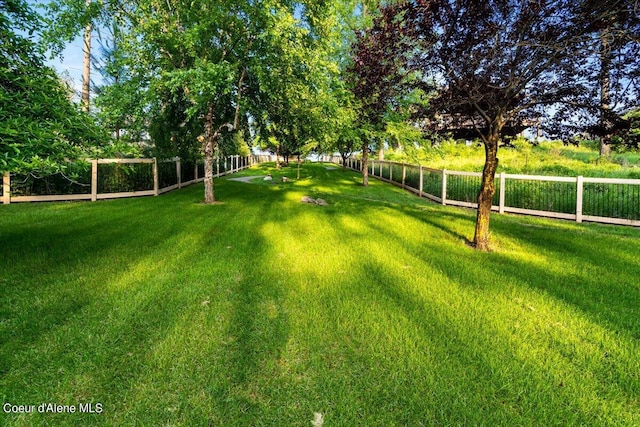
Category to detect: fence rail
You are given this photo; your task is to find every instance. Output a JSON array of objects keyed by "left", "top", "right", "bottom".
[
  {"left": 332, "top": 156, "right": 640, "bottom": 227},
  {"left": 1, "top": 155, "right": 272, "bottom": 205}
]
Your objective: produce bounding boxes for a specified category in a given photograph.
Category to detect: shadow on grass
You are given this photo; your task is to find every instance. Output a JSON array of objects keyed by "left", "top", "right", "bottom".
[
  {"left": 348, "top": 259, "right": 636, "bottom": 425},
  {"left": 1, "top": 162, "right": 638, "bottom": 425},
  {"left": 302, "top": 196, "right": 639, "bottom": 424},
  {"left": 365, "top": 198, "right": 640, "bottom": 340},
  {"left": 0, "top": 178, "right": 297, "bottom": 425}
]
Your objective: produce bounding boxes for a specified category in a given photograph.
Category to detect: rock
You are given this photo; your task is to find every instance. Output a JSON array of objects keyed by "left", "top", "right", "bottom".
[
  {"left": 312, "top": 412, "right": 324, "bottom": 427},
  {"left": 301, "top": 196, "right": 315, "bottom": 203},
  {"left": 281, "top": 176, "right": 291, "bottom": 182},
  {"left": 315, "top": 198, "right": 328, "bottom": 206},
  {"left": 263, "top": 174, "right": 272, "bottom": 181}
]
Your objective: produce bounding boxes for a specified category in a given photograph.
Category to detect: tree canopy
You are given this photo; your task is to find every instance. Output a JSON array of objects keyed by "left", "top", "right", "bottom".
[
  {"left": 353, "top": 0, "right": 639, "bottom": 249},
  {"left": 1, "top": 0, "right": 106, "bottom": 174},
  {"left": 3, "top": 0, "right": 639, "bottom": 247}
]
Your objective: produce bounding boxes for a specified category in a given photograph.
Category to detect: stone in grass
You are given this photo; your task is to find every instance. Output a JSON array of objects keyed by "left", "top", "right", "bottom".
[
  {"left": 301, "top": 196, "right": 328, "bottom": 206},
  {"left": 263, "top": 174, "right": 273, "bottom": 181},
  {"left": 301, "top": 196, "right": 315, "bottom": 203},
  {"left": 281, "top": 176, "right": 291, "bottom": 182},
  {"left": 312, "top": 412, "right": 324, "bottom": 427}
]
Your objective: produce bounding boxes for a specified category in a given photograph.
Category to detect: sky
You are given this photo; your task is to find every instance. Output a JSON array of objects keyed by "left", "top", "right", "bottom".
[
  {"left": 28, "top": 0, "right": 102, "bottom": 102},
  {"left": 47, "top": 38, "right": 89, "bottom": 101}
]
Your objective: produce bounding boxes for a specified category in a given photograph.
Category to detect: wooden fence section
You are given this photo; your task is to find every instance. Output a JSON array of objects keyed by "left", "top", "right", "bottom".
[
  {"left": 2, "top": 155, "right": 272, "bottom": 205},
  {"left": 334, "top": 157, "right": 640, "bottom": 227}
]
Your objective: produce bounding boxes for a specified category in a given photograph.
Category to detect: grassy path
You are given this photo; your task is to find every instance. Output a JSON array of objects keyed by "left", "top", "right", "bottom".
[{"left": 1, "top": 163, "right": 639, "bottom": 426}]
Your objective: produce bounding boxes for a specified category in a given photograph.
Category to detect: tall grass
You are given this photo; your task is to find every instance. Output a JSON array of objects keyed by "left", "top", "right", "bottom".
[
  {"left": 1, "top": 162, "right": 639, "bottom": 426},
  {"left": 387, "top": 139, "right": 640, "bottom": 178}
]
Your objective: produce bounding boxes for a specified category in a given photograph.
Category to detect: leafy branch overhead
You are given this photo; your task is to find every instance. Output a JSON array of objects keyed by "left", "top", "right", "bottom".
[{"left": 1, "top": 0, "right": 108, "bottom": 174}]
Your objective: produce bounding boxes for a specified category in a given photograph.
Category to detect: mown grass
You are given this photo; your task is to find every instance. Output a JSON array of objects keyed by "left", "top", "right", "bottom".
[
  {"left": 387, "top": 139, "right": 640, "bottom": 178},
  {"left": 1, "top": 162, "right": 639, "bottom": 426}
]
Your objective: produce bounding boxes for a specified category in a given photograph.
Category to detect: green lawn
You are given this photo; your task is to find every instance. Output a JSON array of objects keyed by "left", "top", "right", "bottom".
[{"left": 1, "top": 162, "right": 639, "bottom": 426}]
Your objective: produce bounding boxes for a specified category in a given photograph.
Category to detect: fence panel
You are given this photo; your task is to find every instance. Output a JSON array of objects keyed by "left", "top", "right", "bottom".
[
  {"left": 390, "top": 163, "right": 403, "bottom": 185},
  {"left": 582, "top": 180, "right": 640, "bottom": 221},
  {"left": 218, "top": 157, "right": 228, "bottom": 175},
  {"left": 338, "top": 157, "right": 639, "bottom": 227},
  {"left": 503, "top": 176, "right": 577, "bottom": 215},
  {"left": 197, "top": 161, "right": 205, "bottom": 180},
  {"left": 379, "top": 162, "right": 390, "bottom": 180},
  {"left": 445, "top": 172, "right": 481, "bottom": 205},
  {"left": 1, "top": 155, "right": 270, "bottom": 204},
  {"left": 158, "top": 161, "right": 179, "bottom": 191},
  {"left": 98, "top": 162, "right": 154, "bottom": 194},
  {"left": 181, "top": 159, "right": 196, "bottom": 184},
  {"left": 10, "top": 168, "right": 92, "bottom": 198},
  {"left": 421, "top": 168, "right": 443, "bottom": 201},
  {"left": 405, "top": 165, "right": 421, "bottom": 191}
]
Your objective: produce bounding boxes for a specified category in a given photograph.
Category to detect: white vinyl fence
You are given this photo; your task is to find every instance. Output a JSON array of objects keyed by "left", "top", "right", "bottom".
[
  {"left": 1, "top": 155, "right": 272, "bottom": 204},
  {"left": 333, "top": 156, "right": 640, "bottom": 227}
]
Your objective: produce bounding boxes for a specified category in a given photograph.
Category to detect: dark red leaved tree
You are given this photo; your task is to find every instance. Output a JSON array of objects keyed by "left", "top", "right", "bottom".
[{"left": 359, "top": 0, "right": 639, "bottom": 250}]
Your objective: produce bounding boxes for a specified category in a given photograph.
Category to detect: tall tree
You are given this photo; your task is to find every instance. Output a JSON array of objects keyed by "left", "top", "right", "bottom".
[
  {"left": 251, "top": 0, "right": 357, "bottom": 174},
  {"left": 110, "top": 0, "right": 262, "bottom": 203},
  {"left": 369, "top": 0, "right": 638, "bottom": 250},
  {"left": 81, "top": 0, "right": 91, "bottom": 111},
  {"left": 577, "top": 0, "right": 640, "bottom": 156},
  {"left": 41, "top": 0, "right": 107, "bottom": 105},
  {"left": 347, "top": 2, "right": 416, "bottom": 186}
]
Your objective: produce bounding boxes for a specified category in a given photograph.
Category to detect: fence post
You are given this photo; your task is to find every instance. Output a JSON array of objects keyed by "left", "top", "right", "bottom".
[
  {"left": 216, "top": 156, "right": 220, "bottom": 177},
  {"left": 91, "top": 159, "right": 98, "bottom": 202},
  {"left": 389, "top": 162, "right": 393, "bottom": 181},
  {"left": 153, "top": 158, "right": 159, "bottom": 196},
  {"left": 2, "top": 171, "right": 10, "bottom": 205},
  {"left": 379, "top": 161, "right": 382, "bottom": 177},
  {"left": 499, "top": 172, "right": 506, "bottom": 214},
  {"left": 419, "top": 165, "right": 424, "bottom": 197},
  {"left": 402, "top": 164, "right": 406, "bottom": 189},
  {"left": 195, "top": 162, "right": 198, "bottom": 182},
  {"left": 176, "top": 157, "right": 182, "bottom": 189},
  {"left": 576, "top": 175, "right": 584, "bottom": 223},
  {"left": 441, "top": 169, "right": 447, "bottom": 205}
]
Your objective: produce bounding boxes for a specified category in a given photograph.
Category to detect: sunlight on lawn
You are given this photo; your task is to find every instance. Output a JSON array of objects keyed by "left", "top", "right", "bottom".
[{"left": 1, "top": 162, "right": 639, "bottom": 426}]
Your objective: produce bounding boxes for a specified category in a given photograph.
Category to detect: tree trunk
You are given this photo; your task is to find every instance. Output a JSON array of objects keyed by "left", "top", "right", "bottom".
[
  {"left": 297, "top": 155, "right": 301, "bottom": 180},
  {"left": 473, "top": 130, "right": 500, "bottom": 251},
  {"left": 599, "top": 30, "right": 612, "bottom": 157},
  {"left": 361, "top": 140, "right": 369, "bottom": 186},
  {"left": 81, "top": 0, "right": 91, "bottom": 113},
  {"left": 203, "top": 104, "right": 216, "bottom": 204},
  {"left": 378, "top": 145, "right": 384, "bottom": 161}
]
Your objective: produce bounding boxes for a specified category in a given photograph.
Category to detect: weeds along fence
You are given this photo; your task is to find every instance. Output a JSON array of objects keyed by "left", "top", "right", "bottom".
[
  {"left": 1, "top": 155, "right": 272, "bottom": 204},
  {"left": 334, "top": 157, "right": 640, "bottom": 227}
]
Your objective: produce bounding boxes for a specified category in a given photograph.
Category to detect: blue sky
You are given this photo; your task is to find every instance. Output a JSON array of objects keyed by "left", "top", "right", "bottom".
[{"left": 28, "top": 0, "right": 99, "bottom": 101}]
